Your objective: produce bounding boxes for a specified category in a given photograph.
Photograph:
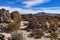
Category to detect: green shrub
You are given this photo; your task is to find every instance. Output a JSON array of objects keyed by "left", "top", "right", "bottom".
[
  {"left": 49, "top": 25, "right": 58, "bottom": 32},
  {"left": 34, "top": 33, "right": 44, "bottom": 39},
  {"left": 12, "top": 32, "right": 25, "bottom": 40},
  {"left": 50, "top": 32, "right": 58, "bottom": 39},
  {"left": 7, "top": 21, "right": 20, "bottom": 32},
  {"left": 29, "top": 29, "right": 44, "bottom": 39}
]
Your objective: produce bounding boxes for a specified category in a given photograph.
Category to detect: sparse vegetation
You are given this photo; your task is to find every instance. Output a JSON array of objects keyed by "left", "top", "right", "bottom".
[
  {"left": 50, "top": 32, "right": 58, "bottom": 39},
  {"left": 23, "top": 13, "right": 60, "bottom": 40},
  {"left": 28, "top": 29, "right": 44, "bottom": 39},
  {"left": 11, "top": 32, "right": 25, "bottom": 40},
  {"left": 7, "top": 21, "right": 20, "bottom": 32},
  {"left": 0, "top": 9, "right": 60, "bottom": 40}
]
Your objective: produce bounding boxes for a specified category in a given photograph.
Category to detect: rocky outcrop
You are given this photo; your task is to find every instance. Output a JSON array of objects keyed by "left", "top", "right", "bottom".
[
  {"left": 11, "top": 11, "right": 21, "bottom": 22},
  {"left": 21, "top": 14, "right": 33, "bottom": 21},
  {"left": 0, "top": 8, "right": 11, "bottom": 23}
]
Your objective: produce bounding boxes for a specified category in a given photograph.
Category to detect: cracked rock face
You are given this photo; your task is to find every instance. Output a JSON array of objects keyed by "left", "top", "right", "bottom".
[{"left": 0, "top": 8, "right": 11, "bottom": 23}]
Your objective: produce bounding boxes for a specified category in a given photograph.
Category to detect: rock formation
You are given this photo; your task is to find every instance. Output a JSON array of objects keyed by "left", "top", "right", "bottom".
[
  {"left": 11, "top": 11, "right": 21, "bottom": 22},
  {"left": 0, "top": 8, "right": 11, "bottom": 23}
]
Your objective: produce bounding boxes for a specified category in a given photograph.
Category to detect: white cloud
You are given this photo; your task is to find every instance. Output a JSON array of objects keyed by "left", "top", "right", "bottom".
[
  {"left": 22, "top": 0, "right": 50, "bottom": 8},
  {"left": 0, "top": 6, "right": 60, "bottom": 14},
  {"left": 39, "top": 9, "right": 60, "bottom": 14},
  {"left": 0, "top": 6, "right": 36, "bottom": 14},
  {"left": 39, "top": 7, "right": 60, "bottom": 14}
]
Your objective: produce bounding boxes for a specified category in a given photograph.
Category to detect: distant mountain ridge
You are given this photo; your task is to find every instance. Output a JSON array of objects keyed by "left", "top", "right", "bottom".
[{"left": 35, "top": 12, "right": 60, "bottom": 16}]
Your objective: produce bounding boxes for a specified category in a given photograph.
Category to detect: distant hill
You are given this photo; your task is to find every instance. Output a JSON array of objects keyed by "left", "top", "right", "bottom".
[{"left": 34, "top": 12, "right": 60, "bottom": 16}]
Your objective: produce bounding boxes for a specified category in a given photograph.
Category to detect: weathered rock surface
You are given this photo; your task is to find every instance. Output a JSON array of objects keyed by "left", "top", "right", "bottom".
[
  {"left": 11, "top": 11, "right": 21, "bottom": 21},
  {"left": 0, "top": 8, "right": 11, "bottom": 23}
]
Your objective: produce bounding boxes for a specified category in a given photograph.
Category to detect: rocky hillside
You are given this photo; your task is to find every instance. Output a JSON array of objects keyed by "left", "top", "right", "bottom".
[
  {"left": 0, "top": 8, "right": 60, "bottom": 40},
  {"left": 21, "top": 12, "right": 60, "bottom": 21},
  {"left": 21, "top": 12, "right": 60, "bottom": 40},
  {"left": 0, "top": 8, "right": 60, "bottom": 22}
]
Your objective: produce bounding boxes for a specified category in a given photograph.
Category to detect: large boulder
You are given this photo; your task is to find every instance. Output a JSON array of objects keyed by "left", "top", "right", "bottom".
[
  {"left": 11, "top": 11, "right": 21, "bottom": 22},
  {"left": 0, "top": 8, "right": 11, "bottom": 23}
]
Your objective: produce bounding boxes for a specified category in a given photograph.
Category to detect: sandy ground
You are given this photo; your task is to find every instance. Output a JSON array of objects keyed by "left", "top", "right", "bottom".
[{"left": 20, "top": 30, "right": 50, "bottom": 40}]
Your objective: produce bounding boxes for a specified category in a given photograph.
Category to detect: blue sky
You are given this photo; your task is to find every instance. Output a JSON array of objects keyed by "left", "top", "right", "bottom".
[{"left": 0, "top": 0, "right": 60, "bottom": 14}]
